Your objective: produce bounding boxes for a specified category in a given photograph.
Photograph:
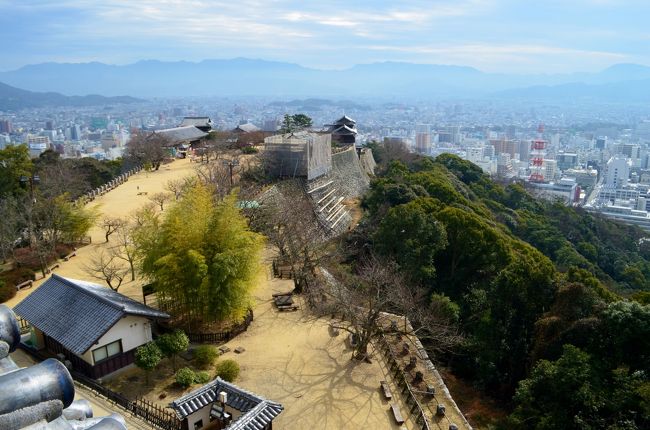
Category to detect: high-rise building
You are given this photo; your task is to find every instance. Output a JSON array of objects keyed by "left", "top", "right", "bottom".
[
  {"left": 69, "top": 124, "right": 81, "bottom": 141},
  {"left": 605, "top": 157, "right": 631, "bottom": 188},
  {"left": 415, "top": 124, "right": 431, "bottom": 154},
  {"left": 556, "top": 152, "right": 578, "bottom": 171},
  {"left": 596, "top": 136, "right": 607, "bottom": 150},
  {"left": 26, "top": 135, "right": 50, "bottom": 157},
  {"left": 543, "top": 159, "right": 558, "bottom": 181},
  {"left": 0, "top": 119, "right": 13, "bottom": 134}
]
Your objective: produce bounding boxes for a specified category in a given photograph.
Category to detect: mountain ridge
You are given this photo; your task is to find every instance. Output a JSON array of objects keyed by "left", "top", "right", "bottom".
[
  {"left": 1, "top": 58, "right": 650, "bottom": 100},
  {"left": 0, "top": 81, "right": 143, "bottom": 110}
]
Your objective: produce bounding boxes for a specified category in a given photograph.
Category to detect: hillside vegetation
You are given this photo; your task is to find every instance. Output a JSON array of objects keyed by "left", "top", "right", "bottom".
[{"left": 355, "top": 148, "right": 650, "bottom": 429}]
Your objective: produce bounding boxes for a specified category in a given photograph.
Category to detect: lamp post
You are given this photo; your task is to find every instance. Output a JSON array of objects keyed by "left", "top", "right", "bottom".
[
  {"left": 19, "top": 174, "right": 40, "bottom": 202},
  {"left": 222, "top": 159, "right": 239, "bottom": 186}
]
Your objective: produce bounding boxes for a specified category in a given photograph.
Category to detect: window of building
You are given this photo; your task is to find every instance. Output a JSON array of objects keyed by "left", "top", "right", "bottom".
[
  {"left": 92, "top": 340, "right": 122, "bottom": 363},
  {"left": 194, "top": 419, "right": 203, "bottom": 429}
]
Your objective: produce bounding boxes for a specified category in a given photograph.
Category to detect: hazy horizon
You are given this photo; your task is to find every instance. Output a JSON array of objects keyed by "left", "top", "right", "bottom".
[
  {"left": 2, "top": 57, "right": 649, "bottom": 76},
  {"left": 2, "top": 1, "right": 650, "bottom": 74}
]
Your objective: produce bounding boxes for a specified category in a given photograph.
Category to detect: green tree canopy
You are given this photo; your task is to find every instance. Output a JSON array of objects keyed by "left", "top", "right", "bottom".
[
  {"left": 134, "top": 342, "right": 163, "bottom": 384},
  {"left": 136, "top": 182, "right": 264, "bottom": 325},
  {"left": 156, "top": 330, "right": 189, "bottom": 371},
  {"left": 374, "top": 197, "right": 447, "bottom": 284},
  {"left": 0, "top": 145, "right": 33, "bottom": 197},
  {"left": 280, "top": 113, "right": 313, "bottom": 133}
]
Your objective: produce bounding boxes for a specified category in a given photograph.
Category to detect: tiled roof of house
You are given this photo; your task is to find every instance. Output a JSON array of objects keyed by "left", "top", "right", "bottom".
[
  {"left": 14, "top": 275, "right": 168, "bottom": 355},
  {"left": 169, "top": 377, "right": 283, "bottom": 429},
  {"left": 234, "top": 123, "right": 261, "bottom": 133},
  {"left": 180, "top": 117, "right": 212, "bottom": 129},
  {"left": 154, "top": 126, "right": 207, "bottom": 143}
]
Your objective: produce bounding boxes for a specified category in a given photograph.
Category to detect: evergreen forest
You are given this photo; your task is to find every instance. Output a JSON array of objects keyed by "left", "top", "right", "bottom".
[{"left": 356, "top": 145, "right": 650, "bottom": 429}]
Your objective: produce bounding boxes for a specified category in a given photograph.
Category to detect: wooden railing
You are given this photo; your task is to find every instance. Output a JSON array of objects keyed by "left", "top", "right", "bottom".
[{"left": 377, "top": 333, "right": 433, "bottom": 430}]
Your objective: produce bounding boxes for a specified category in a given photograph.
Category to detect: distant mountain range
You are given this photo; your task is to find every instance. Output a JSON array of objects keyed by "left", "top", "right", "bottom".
[
  {"left": 0, "top": 81, "right": 142, "bottom": 110},
  {"left": 1, "top": 59, "right": 650, "bottom": 101}
]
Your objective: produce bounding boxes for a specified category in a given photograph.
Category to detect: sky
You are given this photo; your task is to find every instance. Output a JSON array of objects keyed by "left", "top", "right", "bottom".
[{"left": 1, "top": 0, "right": 649, "bottom": 73}]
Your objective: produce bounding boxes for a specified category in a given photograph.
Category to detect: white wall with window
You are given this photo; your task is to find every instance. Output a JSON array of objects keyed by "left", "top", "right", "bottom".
[{"left": 80, "top": 315, "right": 153, "bottom": 365}]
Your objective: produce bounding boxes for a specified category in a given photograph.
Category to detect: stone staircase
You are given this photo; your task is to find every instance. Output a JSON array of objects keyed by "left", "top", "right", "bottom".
[{"left": 306, "top": 176, "right": 351, "bottom": 235}]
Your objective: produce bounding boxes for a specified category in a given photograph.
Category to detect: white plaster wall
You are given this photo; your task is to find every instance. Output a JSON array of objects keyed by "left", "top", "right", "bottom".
[
  {"left": 186, "top": 407, "right": 212, "bottom": 430},
  {"left": 82, "top": 315, "right": 153, "bottom": 364}
]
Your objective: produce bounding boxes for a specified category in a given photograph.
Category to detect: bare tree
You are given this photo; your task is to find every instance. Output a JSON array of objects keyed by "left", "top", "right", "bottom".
[
  {"left": 100, "top": 216, "right": 126, "bottom": 243},
  {"left": 251, "top": 182, "right": 327, "bottom": 293},
  {"left": 84, "top": 249, "right": 129, "bottom": 291},
  {"left": 112, "top": 223, "right": 139, "bottom": 281},
  {"left": 317, "top": 256, "right": 462, "bottom": 361},
  {"left": 126, "top": 133, "right": 170, "bottom": 170},
  {"left": 194, "top": 157, "right": 237, "bottom": 199},
  {"left": 149, "top": 192, "right": 170, "bottom": 211},
  {"left": 0, "top": 197, "right": 21, "bottom": 263},
  {"left": 166, "top": 179, "right": 189, "bottom": 201}
]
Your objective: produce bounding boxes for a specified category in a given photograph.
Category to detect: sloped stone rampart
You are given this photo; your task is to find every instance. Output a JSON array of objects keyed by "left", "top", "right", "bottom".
[{"left": 329, "top": 146, "right": 370, "bottom": 198}]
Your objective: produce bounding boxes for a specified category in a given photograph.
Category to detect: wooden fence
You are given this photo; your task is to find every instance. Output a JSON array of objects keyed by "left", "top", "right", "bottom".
[
  {"left": 186, "top": 308, "right": 254, "bottom": 344},
  {"left": 18, "top": 343, "right": 182, "bottom": 430}
]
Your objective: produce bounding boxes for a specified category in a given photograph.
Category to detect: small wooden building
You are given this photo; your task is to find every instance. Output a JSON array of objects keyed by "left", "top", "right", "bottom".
[
  {"left": 14, "top": 274, "right": 169, "bottom": 379},
  {"left": 170, "top": 377, "right": 283, "bottom": 430}
]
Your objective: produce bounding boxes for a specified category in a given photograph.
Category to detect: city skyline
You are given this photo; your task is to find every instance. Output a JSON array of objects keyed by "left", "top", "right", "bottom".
[{"left": 2, "top": 0, "right": 650, "bottom": 73}]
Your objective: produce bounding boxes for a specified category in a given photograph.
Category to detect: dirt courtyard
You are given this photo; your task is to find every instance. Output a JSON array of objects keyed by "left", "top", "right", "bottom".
[{"left": 218, "top": 255, "right": 416, "bottom": 430}]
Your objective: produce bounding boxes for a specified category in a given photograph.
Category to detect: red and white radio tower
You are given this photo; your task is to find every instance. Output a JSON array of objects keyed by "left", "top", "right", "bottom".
[{"left": 529, "top": 123, "right": 546, "bottom": 182}]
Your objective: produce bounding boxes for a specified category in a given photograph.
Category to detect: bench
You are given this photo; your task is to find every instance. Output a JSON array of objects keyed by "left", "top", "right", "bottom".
[
  {"left": 277, "top": 304, "right": 299, "bottom": 312},
  {"left": 15, "top": 280, "right": 33, "bottom": 291},
  {"left": 63, "top": 252, "right": 76, "bottom": 261},
  {"left": 271, "top": 292, "right": 293, "bottom": 298},
  {"left": 137, "top": 191, "right": 148, "bottom": 196},
  {"left": 380, "top": 381, "right": 392, "bottom": 400},
  {"left": 390, "top": 403, "right": 404, "bottom": 425}
]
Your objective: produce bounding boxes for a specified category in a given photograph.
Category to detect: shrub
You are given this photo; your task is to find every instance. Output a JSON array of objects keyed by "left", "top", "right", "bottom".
[
  {"left": 156, "top": 330, "right": 189, "bottom": 371},
  {"left": 195, "top": 371, "right": 211, "bottom": 384},
  {"left": 0, "top": 279, "right": 16, "bottom": 303},
  {"left": 242, "top": 146, "right": 258, "bottom": 154},
  {"left": 215, "top": 359, "right": 240, "bottom": 382},
  {"left": 135, "top": 342, "right": 163, "bottom": 385},
  {"left": 175, "top": 367, "right": 196, "bottom": 388},
  {"left": 194, "top": 345, "right": 219, "bottom": 368}
]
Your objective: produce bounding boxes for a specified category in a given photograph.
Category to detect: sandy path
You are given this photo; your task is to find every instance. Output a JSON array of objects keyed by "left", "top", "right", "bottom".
[
  {"left": 218, "top": 251, "right": 414, "bottom": 430},
  {"left": 4, "top": 158, "right": 197, "bottom": 308}
]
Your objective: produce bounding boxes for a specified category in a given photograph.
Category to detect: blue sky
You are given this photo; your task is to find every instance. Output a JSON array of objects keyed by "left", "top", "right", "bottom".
[{"left": 1, "top": 0, "right": 649, "bottom": 73}]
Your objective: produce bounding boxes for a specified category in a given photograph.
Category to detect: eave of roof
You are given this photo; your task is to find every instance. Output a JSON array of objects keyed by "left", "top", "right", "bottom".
[
  {"left": 14, "top": 275, "right": 169, "bottom": 355},
  {"left": 169, "top": 377, "right": 283, "bottom": 429}
]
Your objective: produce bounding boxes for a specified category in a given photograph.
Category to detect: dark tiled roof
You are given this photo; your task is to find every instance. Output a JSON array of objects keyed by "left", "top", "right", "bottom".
[
  {"left": 14, "top": 275, "right": 168, "bottom": 355},
  {"left": 170, "top": 377, "right": 283, "bottom": 429},
  {"left": 331, "top": 124, "right": 358, "bottom": 135},
  {"left": 234, "top": 123, "right": 261, "bottom": 133},
  {"left": 181, "top": 117, "right": 212, "bottom": 128},
  {"left": 154, "top": 126, "right": 207, "bottom": 143}
]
